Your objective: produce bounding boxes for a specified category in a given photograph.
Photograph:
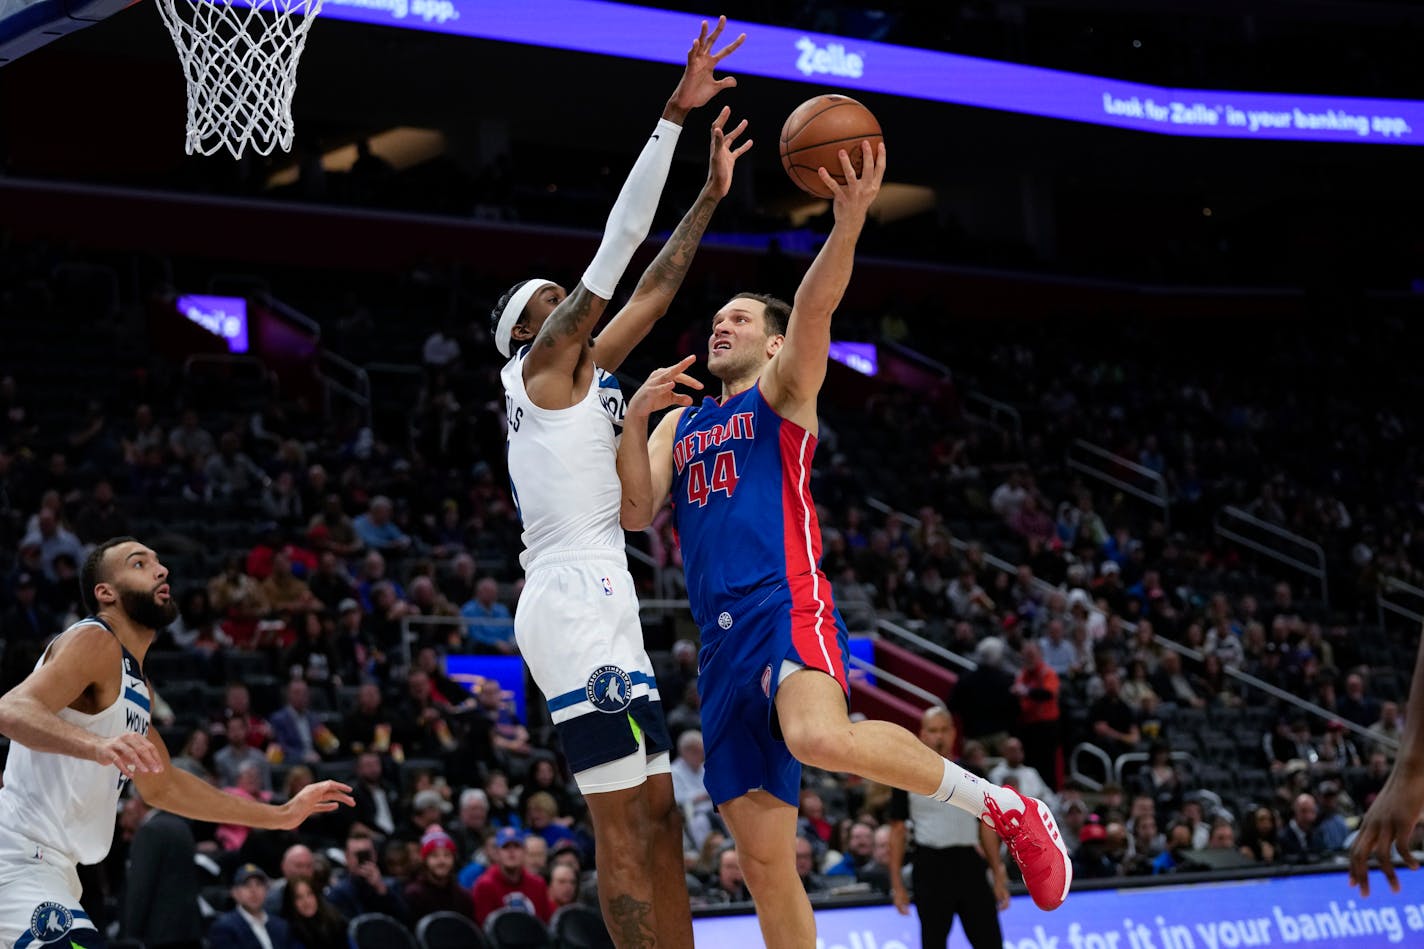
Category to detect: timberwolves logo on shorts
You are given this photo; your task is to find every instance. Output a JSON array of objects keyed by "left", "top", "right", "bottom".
[
  {"left": 586, "top": 665, "right": 634, "bottom": 714},
  {"left": 29, "top": 902, "right": 73, "bottom": 943}
]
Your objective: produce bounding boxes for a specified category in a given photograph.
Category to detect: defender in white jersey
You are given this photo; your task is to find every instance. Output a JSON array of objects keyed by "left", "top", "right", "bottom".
[
  {"left": 0, "top": 537, "right": 353, "bottom": 949},
  {"left": 489, "top": 16, "right": 749, "bottom": 947}
]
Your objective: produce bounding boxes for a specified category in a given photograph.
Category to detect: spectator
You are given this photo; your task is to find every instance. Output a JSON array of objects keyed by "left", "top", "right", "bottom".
[
  {"left": 1150, "top": 821, "right": 1197, "bottom": 875},
  {"left": 20, "top": 508, "right": 83, "bottom": 582},
  {"left": 405, "top": 826, "right": 476, "bottom": 921},
  {"left": 263, "top": 844, "right": 316, "bottom": 914},
  {"left": 449, "top": 789, "right": 492, "bottom": 864},
  {"left": 1135, "top": 742, "right": 1184, "bottom": 823},
  {"left": 1089, "top": 671, "right": 1141, "bottom": 759},
  {"left": 947, "top": 567, "right": 994, "bottom": 621},
  {"left": 990, "top": 470, "right": 1030, "bottom": 521},
  {"left": 523, "top": 792, "right": 576, "bottom": 852},
  {"left": 219, "top": 683, "right": 274, "bottom": 750},
  {"left": 548, "top": 863, "right": 581, "bottom": 912},
  {"left": 350, "top": 752, "right": 400, "bottom": 838},
  {"left": 214, "top": 715, "right": 272, "bottom": 791},
  {"left": 948, "top": 637, "right": 1020, "bottom": 754},
  {"left": 1038, "top": 619, "right": 1075, "bottom": 677},
  {"left": 702, "top": 847, "right": 751, "bottom": 904},
  {"left": 516, "top": 756, "right": 576, "bottom": 822},
  {"left": 327, "top": 830, "right": 410, "bottom": 923},
  {"left": 987, "top": 736, "right": 1056, "bottom": 808},
  {"left": 1278, "top": 793, "right": 1340, "bottom": 862},
  {"left": 1366, "top": 703, "right": 1403, "bottom": 763},
  {"left": 671, "top": 730, "right": 714, "bottom": 851},
  {"left": 171, "top": 728, "right": 215, "bottom": 782},
  {"left": 1071, "top": 816, "right": 1117, "bottom": 880},
  {"left": 794, "top": 835, "right": 831, "bottom": 897},
  {"left": 281, "top": 878, "right": 347, "bottom": 949},
  {"left": 120, "top": 796, "right": 203, "bottom": 949},
  {"left": 1206, "top": 819, "right": 1237, "bottom": 851},
  {"left": 1150, "top": 651, "right": 1204, "bottom": 710},
  {"left": 398, "top": 788, "right": 453, "bottom": 845},
  {"left": 460, "top": 577, "right": 515, "bottom": 654},
  {"left": 206, "top": 431, "right": 271, "bottom": 502},
  {"left": 0, "top": 572, "right": 57, "bottom": 691},
  {"left": 269, "top": 679, "right": 333, "bottom": 763},
  {"left": 1337, "top": 673, "right": 1381, "bottom": 730},
  {"left": 216, "top": 762, "right": 273, "bottom": 852},
  {"left": 477, "top": 677, "right": 532, "bottom": 762},
  {"left": 208, "top": 558, "right": 270, "bottom": 647},
  {"left": 826, "top": 821, "right": 875, "bottom": 877},
  {"left": 471, "top": 829, "right": 552, "bottom": 925},
  {"left": 353, "top": 496, "right": 411, "bottom": 554},
  {"left": 309, "top": 495, "right": 364, "bottom": 558},
  {"left": 260, "top": 551, "right": 323, "bottom": 615},
  {"left": 209, "top": 865, "right": 299, "bottom": 949},
  {"left": 1239, "top": 807, "right": 1280, "bottom": 865},
  {"left": 74, "top": 480, "right": 128, "bottom": 544},
  {"left": 342, "top": 683, "right": 397, "bottom": 757},
  {"left": 168, "top": 409, "right": 215, "bottom": 463},
  {"left": 1013, "top": 641, "right": 1062, "bottom": 786},
  {"left": 122, "top": 403, "right": 165, "bottom": 465}
]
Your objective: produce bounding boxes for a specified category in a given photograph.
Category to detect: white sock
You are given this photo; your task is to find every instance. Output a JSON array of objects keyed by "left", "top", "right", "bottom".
[{"left": 931, "top": 757, "right": 1023, "bottom": 818}]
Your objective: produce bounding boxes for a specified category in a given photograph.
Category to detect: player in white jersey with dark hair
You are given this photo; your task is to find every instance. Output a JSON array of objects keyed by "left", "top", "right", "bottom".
[
  {"left": 489, "top": 16, "right": 748, "bottom": 947},
  {"left": 0, "top": 536, "right": 352, "bottom": 948}
]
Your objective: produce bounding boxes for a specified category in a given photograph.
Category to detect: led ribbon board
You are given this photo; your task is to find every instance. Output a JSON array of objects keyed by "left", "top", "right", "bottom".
[{"left": 294, "top": 0, "right": 1423, "bottom": 144}]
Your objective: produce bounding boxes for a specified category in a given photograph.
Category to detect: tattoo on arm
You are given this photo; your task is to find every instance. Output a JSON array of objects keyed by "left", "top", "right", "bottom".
[
  {"left": 637, "top": 196, "right": 717, "bottom": 295},
  {"left": 538, "top": 284, "right": 600, "bottom": 348},
  {"left": 607, "top": 894, "right": 657, "bottom": 948}
]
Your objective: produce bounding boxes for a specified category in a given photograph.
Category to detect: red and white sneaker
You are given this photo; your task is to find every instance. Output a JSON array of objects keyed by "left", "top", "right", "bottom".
[{"left": 982, "top": 787, "right": 1072, "bottom": 911}]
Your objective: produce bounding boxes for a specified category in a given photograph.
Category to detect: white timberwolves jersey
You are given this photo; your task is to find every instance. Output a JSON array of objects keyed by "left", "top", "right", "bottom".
[
  {"left": 0, "top": 619, "right": 152, "bottom": 865},
  {"left": 501, "top": 348, "right": 628, "bottom": 569}
]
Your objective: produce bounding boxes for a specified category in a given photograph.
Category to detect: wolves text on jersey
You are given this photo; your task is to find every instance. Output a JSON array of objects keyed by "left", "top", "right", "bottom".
[{"left": 673, "top": 412, "right": 755, "bottom": 475}]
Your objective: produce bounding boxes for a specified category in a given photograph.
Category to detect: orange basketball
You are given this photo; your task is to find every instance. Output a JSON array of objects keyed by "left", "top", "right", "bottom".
[{"left": 779, "top": 94, "right": 884, "bottom": 199}]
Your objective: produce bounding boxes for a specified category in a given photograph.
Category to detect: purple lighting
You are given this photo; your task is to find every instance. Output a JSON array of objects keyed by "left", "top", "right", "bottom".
[
  {"left": 176, "top": 294, "right": 249, "bottom": 353},
  {"left": 828, "top": 341, "right": 878, "bottom": 377},
  {"left": 286, "top": 0, "right": 1424, "bottom": 145}
]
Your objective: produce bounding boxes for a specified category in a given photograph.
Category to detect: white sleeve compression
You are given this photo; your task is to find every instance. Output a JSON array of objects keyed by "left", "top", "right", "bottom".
[{"left": 580, "top": 118, "right": 682, "bottom": 300}]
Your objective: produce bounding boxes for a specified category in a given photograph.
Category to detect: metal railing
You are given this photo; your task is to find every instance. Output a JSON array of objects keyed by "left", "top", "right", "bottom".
[
  {"left": 963, "top": 391, "right": 1023, "bottom": 448},
  {"left": 863, "top": 496, "right": 1396, "bottom": 751},
  {"left": 320, "top": 349, "right": 372, "bottom": 428},
  {"left": 1069, "top": 742, "right": 1112, "bottom": 791},
  {"left": 875, "top": 618, "right": 977, "bottom": 672},
  {"left": 1214, "top": 505, "right": 1328, "bottom": 600},
  {"left": 846, "top": 655, "right": 946, "bottom": 708},
  {"left": 1377, "top": 576, "right": 1424, "bottom": 630},
  {"left": 1066, "top": 439, "right": 1170, "bottom": 529}
]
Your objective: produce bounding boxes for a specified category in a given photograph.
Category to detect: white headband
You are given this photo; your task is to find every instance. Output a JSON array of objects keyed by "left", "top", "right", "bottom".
[{"left": 494, "top": 278, "right": 556, "bottom": 358}]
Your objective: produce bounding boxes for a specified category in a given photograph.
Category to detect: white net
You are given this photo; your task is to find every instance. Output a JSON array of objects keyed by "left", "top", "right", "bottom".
[{"left": 155, "top": 0, "right": 324, "bottom": 159}]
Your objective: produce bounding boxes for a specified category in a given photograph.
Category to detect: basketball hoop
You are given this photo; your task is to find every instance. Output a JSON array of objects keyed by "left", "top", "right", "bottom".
[{"left": 154, "top": 0, "right": 324, "bottom": 159}]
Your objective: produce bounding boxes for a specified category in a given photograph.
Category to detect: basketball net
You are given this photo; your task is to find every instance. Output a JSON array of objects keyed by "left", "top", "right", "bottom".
[{"left": 155, "top": 0, "right": 323, "bottom": 159}]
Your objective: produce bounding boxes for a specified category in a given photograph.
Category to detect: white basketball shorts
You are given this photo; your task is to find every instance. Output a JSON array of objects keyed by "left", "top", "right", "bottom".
[
  {"left": 516, "top": 550, "right": 672, "bottom": 793},
  {"left": 0, "top": 826, "right": 98, "bottom": 949}
]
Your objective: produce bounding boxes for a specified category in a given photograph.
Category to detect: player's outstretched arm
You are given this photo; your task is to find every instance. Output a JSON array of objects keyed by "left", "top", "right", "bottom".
[
  {"left": 617, "top": 367, "right": 692, "bottom": 531},
  {"left": 762, "top": 141, "right": 885, "bottom": 419},
  {"left": 594, "top": 108, "right": 752, "bottom": 373},
  {"left": 134, "top": 688, "right": 354, "bottom": 828},
  {"left": 1349, "top": 626, "right": 1424, "bottom": 896},
  {"left": 523, "top": 17, "right": 743, "bottom": 386},
  {"left": 0, "top": 626, "right": 162, "bottom": 774}
]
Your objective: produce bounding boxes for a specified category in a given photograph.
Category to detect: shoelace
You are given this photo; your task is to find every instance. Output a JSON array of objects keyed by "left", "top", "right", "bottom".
[{"left": 984, "top": 796, "right": 1044, "bottom": 864}]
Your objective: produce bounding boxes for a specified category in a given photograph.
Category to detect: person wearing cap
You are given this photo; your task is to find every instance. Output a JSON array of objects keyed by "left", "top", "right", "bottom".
[
  {"left": 405, "top": 825, "right": 476, "bottom": 921},
  {"left": 472, "top": 828, "right": 552, "bottom": 926},
  {"left": 1071, "top": 816, "right": 1119, "bottom": 879},
  {"left": 208, "top": 864, "right": 301, "bottom": 949}
]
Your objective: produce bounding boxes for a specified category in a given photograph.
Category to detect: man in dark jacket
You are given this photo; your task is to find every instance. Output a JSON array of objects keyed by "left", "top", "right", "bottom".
[
  {"left": 208, "top": 865, "right": 301, "bottom": 949},
  {"left": 326, "top": 829, "right": 410, "bottom": 922},
  {"left": 121, "top": 797, "right": 204, "bottom": 949}
]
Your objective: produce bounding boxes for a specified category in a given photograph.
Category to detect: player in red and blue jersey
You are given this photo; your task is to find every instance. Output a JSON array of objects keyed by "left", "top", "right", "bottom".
[{"left": 618, "top": 142, "right": 1071, "bottom": 947}]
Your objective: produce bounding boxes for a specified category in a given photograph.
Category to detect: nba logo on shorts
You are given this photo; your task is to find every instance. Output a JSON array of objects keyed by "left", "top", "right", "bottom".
[
  {"left": 761, "top": 663, "right": 773, "bottom": 697},
  {"left": 601, "top": 576, "right": 613, "bottom": 597},
  {"left": 586, "top": 665, "right": 634, "bottom": 713},
  {"left": 29, "top": 901, "right": 72, "bottom": 942}
]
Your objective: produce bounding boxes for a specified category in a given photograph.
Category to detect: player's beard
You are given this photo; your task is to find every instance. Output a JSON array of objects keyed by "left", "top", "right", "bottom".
[{"left": 120, "top": 585, "right": 180, "bottom": 631}]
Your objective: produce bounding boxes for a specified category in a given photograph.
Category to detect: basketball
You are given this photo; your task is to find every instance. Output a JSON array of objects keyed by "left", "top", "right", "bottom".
[{"left": 779, "top": 94, "right": 884, "bottom": 199}]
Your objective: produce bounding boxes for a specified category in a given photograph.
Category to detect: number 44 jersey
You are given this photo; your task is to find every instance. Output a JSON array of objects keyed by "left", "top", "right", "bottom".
[{"left": 671, "top": 383, "right": 836, "bottom": 632}]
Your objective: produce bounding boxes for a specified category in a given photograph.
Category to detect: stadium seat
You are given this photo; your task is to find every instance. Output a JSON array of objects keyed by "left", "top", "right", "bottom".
[
  {"left": 350, "top": 912, "right": 419, "bottom": 949},
  {"left": 551, "top": 903, "right": 613, "bottom": 949},
  {"left": 416, "top": 910, "right": 491, "bottom": 949},
  {"left": 484, "top": 907, "right": 552, "bottom": 949}
]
